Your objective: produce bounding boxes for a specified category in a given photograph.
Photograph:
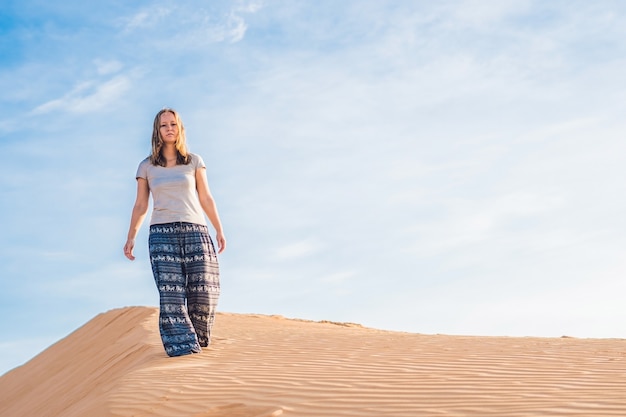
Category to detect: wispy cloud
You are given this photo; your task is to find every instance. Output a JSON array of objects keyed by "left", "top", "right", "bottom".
[
  {"left": 32, "top": 75, "right": 131, "bottom": 114},
  {"left": 120, "top": 8, "right": 171, "bottom": 33},
  {"left": 235, "top": 0, "right": 264, "bottom": 14},
  {"left": 94, "top": 59, "right": 124, "bottom": 75},
  {"left": 273, "top": 239, "right": 321, "bottom": 261},
  {"left": 442, "top": 0, "right": 533, "bottom": 27},
  {"left": 406, "top": 191, "right": 566, "bottom": 258},
  {"left": 118, "top": 2, "right": 262, "bottom": 46}
]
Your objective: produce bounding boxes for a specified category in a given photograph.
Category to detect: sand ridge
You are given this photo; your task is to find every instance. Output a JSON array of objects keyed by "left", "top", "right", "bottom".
[{"left": 2, "top": 307, "right": 626, "bottom": 416}]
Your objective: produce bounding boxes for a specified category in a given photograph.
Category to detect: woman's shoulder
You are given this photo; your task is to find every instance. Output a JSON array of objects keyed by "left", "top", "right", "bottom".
[
  {"left": 135, "top": 157, "right": 152, "bottom": 178},
  {"left": 188, "top": 152, "right": 206, "bottom": 167},
  {"left": 138, "top": 156, "right": 151, "bottom": 167}
]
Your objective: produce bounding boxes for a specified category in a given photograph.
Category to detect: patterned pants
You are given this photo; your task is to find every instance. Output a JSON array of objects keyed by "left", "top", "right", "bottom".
[{"left": 148, "top": 222, "right": 220, "bottom": 356}]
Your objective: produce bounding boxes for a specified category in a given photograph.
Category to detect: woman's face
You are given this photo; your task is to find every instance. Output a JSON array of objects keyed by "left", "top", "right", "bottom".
[{"left": 159, "top": 112, "right": 179, "bottom": 145}]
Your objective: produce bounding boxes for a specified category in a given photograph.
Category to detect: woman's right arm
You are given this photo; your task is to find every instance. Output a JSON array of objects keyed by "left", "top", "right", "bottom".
[{"left": 124, "top": 178, "right": 150, "bottom": 261}]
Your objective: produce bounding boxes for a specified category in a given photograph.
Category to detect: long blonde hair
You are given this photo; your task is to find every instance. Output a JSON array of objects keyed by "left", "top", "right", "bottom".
[{"left": 149, "top": 108, "right": 191, "bottom": 166}]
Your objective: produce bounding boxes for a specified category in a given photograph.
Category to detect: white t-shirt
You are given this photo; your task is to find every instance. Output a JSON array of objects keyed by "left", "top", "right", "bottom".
[{"left": 136, "top": 153, "right": 207, "bottom": 226}]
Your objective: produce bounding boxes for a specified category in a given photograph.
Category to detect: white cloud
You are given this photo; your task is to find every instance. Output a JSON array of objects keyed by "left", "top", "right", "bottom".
[
  {"left": 405, "top": 190, "right": 566, "bottom": 259},
  {"left": 236, "top": 1, "right": 263, "bottom": 14},
  {"left": 223, "top": 13, "right": 248, "bottom": 43},
  {"left": 94, "top": 59, "right": 124, "bottom": 75},
  {"left": 319, "top": 270, "right": 357, "bottom": 284},
  {"left": 176, "top": 7, "right": 253, "bottom": 45},
  {"left": 32, "top": 75, "right": 131, "bottom": 114},
  {"left": 443, "top": 0, "right": 533, "bottom": 27},
  {"left": 120, "top": 8, "right": 170, "bottom": 32},
  {"left": 117, "top": 2, "right": 262, "bottom": 46},
  {"left": 273, "top": 239, "right": 321, "bottom": 261}
]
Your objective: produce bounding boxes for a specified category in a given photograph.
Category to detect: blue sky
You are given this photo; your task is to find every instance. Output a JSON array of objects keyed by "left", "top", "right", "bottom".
[{"left": 2, "top": 0, "right": 626, "bottom": 374}]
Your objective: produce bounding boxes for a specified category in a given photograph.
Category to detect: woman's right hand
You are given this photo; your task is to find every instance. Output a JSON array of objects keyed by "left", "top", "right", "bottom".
[
  {"left": 125, "top": 178, "right": 149, "bottom": 261},
  {"left": 123, "top": 238, "right": 136, "bottom": 261}
]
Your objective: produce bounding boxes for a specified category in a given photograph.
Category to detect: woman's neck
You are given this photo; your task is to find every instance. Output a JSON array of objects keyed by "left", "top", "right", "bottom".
[{"left": 162, "top": 145, "right": 177, "bottom": 161}]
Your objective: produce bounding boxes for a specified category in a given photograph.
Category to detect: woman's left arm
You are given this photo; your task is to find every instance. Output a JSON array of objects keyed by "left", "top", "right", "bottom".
[{"left": 196, "top": 167, "right": 226, "bottom": 254}]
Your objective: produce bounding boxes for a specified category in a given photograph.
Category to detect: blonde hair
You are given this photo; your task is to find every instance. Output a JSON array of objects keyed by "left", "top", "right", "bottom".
[{"left": 149, "top": 108, "right": 191, "bottom": 166}]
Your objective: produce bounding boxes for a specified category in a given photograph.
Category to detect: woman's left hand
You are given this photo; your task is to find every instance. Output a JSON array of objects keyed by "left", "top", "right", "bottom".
[
  {"left": 216, "top": 231, "right": 226, "bottom": 254},
  {"left": 123, "top": 238, "right": 136, "bottom": 260}
]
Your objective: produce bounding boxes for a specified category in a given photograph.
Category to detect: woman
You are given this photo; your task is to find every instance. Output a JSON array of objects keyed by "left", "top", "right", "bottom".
[{"left": 123, "top": 108, "right": 226, "bottom": 357}]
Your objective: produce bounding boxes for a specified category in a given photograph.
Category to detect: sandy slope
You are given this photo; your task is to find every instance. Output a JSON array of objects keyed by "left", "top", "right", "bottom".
[{"left": 2, "top": 307, "right": 626, "bottom": 417}]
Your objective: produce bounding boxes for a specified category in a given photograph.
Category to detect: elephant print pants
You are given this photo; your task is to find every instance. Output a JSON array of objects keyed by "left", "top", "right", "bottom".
[{"left": 148, "top": 222, "right": 220, "bottom": 357}]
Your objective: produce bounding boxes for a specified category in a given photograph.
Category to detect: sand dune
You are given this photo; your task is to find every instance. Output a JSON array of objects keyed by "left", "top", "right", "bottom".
[{"left": 2, "top": 307, "right": 626, "bottom": 416}]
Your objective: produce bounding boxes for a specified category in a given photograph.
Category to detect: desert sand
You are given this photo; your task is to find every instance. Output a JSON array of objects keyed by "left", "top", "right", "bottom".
[{"left": 2, "top": 307, "right": 626, "bottom": 416}]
